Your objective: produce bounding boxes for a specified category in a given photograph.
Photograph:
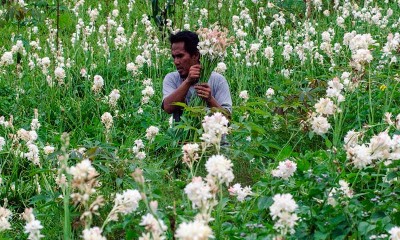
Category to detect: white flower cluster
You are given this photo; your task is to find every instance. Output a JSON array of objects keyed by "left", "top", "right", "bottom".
[
  {"left": 271, "top": 159, "right": 297, "bottom": 180},
  {"left": 184, "top": 177, "right": 212, "bottom": 209},
  {"left": 214, "top": 62, "right": 227, "bottom": 73},
  {"left": 126, "top": 62, "right": 139, "bottom": 76},
  {"left": 263, "top": 46, "right": 274, "bottom": 66},
  {"left": 344, "top": 127, "right": 400, "bottom": 169},
  {"left": 0, "top": 137, "right": 5, "bottom": 151},
  {"left": 108, "top": 189, "right": 142, "bottom": 221},
  {"left": 197, "top": 26, "right": 230, "bottom": 60},
  {"left": 108, "top": 89, "right": 120, "bottom": 108},
  {"left": 343, "top": 32, "right": 377, "bottom": 71},
  {"left": 43, "top": 145, "right": 55, "bottom": 155},
  {"left": 16, "top": 112, "right": 41, "bottom": 165},
  {"left": 101, "top": 112, "right": 113, "bottom": 130},
  {"left": 389, "top": 226, "right": 400, "bottom": 240},
  {"left": 205, "top": 154, "right": 234, "bottom": 186},
  {"left": 82, "top": 227, "right": 106, "bottom": 240},
  {"left": 269, "top": 193, "right": 299, "bottom": 236},
  {"left": 327, "top": 180, "right": 354, "bottom": 207},
  {"left": 114, "top": 25, "right": 128, "bottom": 50},
  {"left": 139, "top": 213, "right": 168, "bottom": 240},
  {"left": 54, "top": 66, "right": 66, "bottom": 85},
  {"left": 0, "top": 51, "right": 13, "bottom": 66},
  {"left": 69, "top": 159, "right": 99, "bottom": 205},
  {"left": 228, "top": 183, "right": 252, "bottom": 202},
  {"left": 141, "top": 79, "right": 154, "bottom": 105},
  {"left": 266, "top": 88, "right": 275, "bottom": 99},
  {"left": 132, "top": 139, "right": 146, "bottom": 160},
  {"left": 175, "top": 220, "right": 213, "bottom": 240},
  {"left": 0, "top": 116, "right": 13, "bottom": 128},
  {"left": 310, "top": 76, "right": 346, "bottom": 136},
  {"left": 182, "top": 143, "right": 200, "bottom": 165},
  {"left": 239, "top": 90, "right": 249, "bottom": 102},
  {"left": 0, "top": 206, "right": 12, "bottom": 232},
  {"left": 145, "top": 126, "right": 159, "bottom": 142},
  {"left": 92, "top": 75, "right": 104, "bottom": 93},
  {"left": 22, "top": 208, "right": 44, "bottom": 240},
  {"left": 200, "top": 112, "right": 229, "bottom": 146}
]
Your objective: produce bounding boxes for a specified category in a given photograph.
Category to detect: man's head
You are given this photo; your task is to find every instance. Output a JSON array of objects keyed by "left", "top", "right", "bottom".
[{"left": 169, "top": 31, "right": 200, "bottom": 78}]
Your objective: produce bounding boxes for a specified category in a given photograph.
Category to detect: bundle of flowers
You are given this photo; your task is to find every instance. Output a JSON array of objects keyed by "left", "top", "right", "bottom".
[{"left": 196, "top": 26, "right": 231, "bottom": 84}]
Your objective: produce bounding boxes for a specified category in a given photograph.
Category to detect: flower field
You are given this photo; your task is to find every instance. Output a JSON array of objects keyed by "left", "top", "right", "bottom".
[{"left": 1, "top": 0, "right": 400, "bottom": 239}]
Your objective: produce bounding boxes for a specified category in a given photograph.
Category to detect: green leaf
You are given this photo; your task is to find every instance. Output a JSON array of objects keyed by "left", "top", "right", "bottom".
[
  {"left": 257, "top": 196, "right": 272, "bottom": 210},
  {"left": 276, "top": 145, "right": 293, "bottom": 160},
  {"left": 358, "top": 221, "right": 376, "bottom": 235},
  {"left": 325, "top": 137, "right": 332, "bottom": 148}
]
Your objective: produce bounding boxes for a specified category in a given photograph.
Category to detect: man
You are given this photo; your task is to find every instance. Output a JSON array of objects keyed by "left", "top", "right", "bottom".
[{"left": 162, "top": 30, "right": 232, "bottom": 121}]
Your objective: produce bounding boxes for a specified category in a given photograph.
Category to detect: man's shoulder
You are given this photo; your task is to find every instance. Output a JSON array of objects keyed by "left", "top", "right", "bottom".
[
  {"left": 209, "top": 72, "right": 227, "bottom": 84},
  {"left": 164, "top": 71, "right": 180, "bottom": 81},
  {"left": 210, "top": 71, "right": 226, "bottom": 80}
]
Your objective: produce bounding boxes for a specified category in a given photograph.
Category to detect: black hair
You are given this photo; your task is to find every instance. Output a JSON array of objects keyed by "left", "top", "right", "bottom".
[{"left": 169, "top": 31, "right": 199, "bottom": 56}]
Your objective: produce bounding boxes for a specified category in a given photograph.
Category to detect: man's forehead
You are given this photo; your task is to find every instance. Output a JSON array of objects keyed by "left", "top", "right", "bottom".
[{"left": 171, "top": 42, "right": 186, "bottom": 51}]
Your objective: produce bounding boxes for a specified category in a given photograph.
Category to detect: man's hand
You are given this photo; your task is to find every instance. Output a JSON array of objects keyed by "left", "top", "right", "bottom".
[
  {"left": 194, "top": 83, "right": 212, "bottom": 102},
  {"left": 186, "top": 64, "right": 201, "bottom": 84}
]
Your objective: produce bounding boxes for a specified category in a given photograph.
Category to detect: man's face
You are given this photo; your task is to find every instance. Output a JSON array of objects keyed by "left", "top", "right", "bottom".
[{"left": 171, "top": 42, "right": 199, "bottom": 79}]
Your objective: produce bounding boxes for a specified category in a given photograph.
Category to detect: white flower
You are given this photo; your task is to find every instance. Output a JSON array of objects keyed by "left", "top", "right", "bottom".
[
  {"left": 92, "top": 75, "right": 104, "bottom": 93},
  {"left": 205, "top": 154, "right": 234, "bottom": 185},
  {"left": 69, "top": 159, "right": 99, "bottom": 185},
  {"left": 389, "top": 226, "right": 400, "bottom": 240},
  {"left": 24, "top": 143, "right": 40, "bottom": 165},
  {"left": 311, "top": 116, "right": 331, "bottom": 135},
  {"left": 314, "top": 98, "right": 336, "bottom": 116},
  {"left": 184, "top": 177, "right": 212, "bottom": 208},
  {"left": 343, "top": 130, "right": 362, "bottom": 149},
  {"left": 228, "top": 183, "right": 253, "bottom": 202},
  {"left": 109, "top": 189, "right": 142, "bottom": 221},
  {"left": 214, "top": 62, "right": 227, "bottom": 73},
  {"left": 0, "top": 52, "right": 13, "bottom": 66},
  {"left": 269, "top": 193, "right": 299, "bottom": 235},
  {"left": 24, "top": 220, "right": 44, "bottom": 240},
  {"left": 175, "top": 220, "right": 213, "bottom": 240},
  {"left": 182, "top": 143, "right": 200, "bottom": 164},
  {"left": 145, "top": 126, "right": 159, "bottom": 141},
  {"left": 108, "top": 89, "right": 120, "bottom": 107},
  {"left": 40, "top": 57, "right": 51, "bottom": 67},
  {"left": 271, "top": 159, "right": 297, "bottom": 180},
  {"left": 239, "top": 90, "right": 249, "bottom": 102},
  {"left": 0, "top": 137, "right": 5, "bottom": 151},
  {"left": 352, "top": 48, "right": 373, "bottom": 63},
  {"left": 346, "top": 144, "right": 372, "bottom": 169},
  {"left": 101, "top": 112, "right": 113, "bottom": 130},
  {"left": 0, "top": 206, "right": 12, "bottom": 232},
  {"left": 141, "top": 86, "right": 154, "bottom": 97},
  {"left": 200, "top": 112, "right": 229, "bottom": 146},
  {"left": 338, "top": 180, "right": 353, "bottom": 198},
  {"left": 369, "top": 131, "right": 392, "bottom": 160},
  {"left": 23, "top": 208, "right": 44, "bottom": 240},
  {"left": 136, "top": 152, "right": 146, "bottom": 160},
  {"left": 43, "top": 145, "right": 55, "bottom": 155},
  {"left": 31, "top": 118, "right": 40, "bottom": 131},
  {"left": 140, "top": 213, "right": 167, "bottom": 236},
  {"left": 266, "top": 88, "right": 275, "bottom": 98},
  {"left": 82, "top": 227, "right": 106, "bottom": 240},
  {"left": 54, "top": 67, "right": 66, "bottom": 80}
]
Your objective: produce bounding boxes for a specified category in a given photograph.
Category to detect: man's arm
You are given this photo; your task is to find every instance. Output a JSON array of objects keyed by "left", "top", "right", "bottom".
[
  {"left": 194, "top": 82, "right": 232, "bottom": 118},
  {"left": 162, "top": 64, "right": 201, "bottom": 114},
  {"left": 162, "top": 80, "right": 192, "bottom": 114}
]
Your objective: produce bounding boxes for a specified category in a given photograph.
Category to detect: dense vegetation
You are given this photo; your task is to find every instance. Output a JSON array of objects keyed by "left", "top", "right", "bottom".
[{"left": 0, "top": 0, "right": 399, "bottom": 239}]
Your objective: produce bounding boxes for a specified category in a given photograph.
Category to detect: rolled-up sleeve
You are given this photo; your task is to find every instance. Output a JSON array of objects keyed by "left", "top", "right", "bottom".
[{"left": 162, "top": 73, "right": 177, "bottom": 101}]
